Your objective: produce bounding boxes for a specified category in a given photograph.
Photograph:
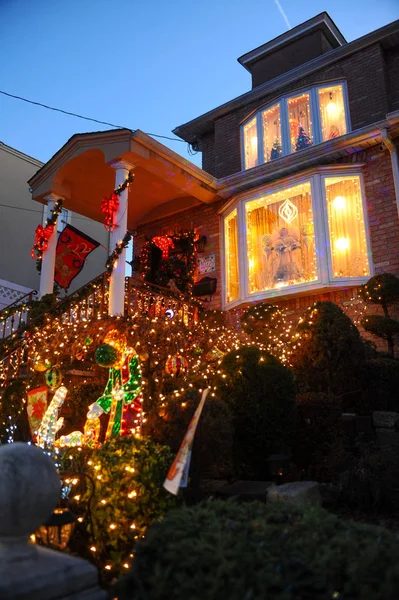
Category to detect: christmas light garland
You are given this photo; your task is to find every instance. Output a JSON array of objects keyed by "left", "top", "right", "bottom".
[
  {"left": 31, "top": 198, "right": 63, "bottom": 269},
  {"left": 105, "top": 230, "right": 136, "bottom": 274},
  {"left": 101, "top": 171, "right": 134, "bottom": 232}
]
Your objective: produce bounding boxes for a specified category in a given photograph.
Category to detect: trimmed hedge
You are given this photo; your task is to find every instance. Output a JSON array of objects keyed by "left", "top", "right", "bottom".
[{"left": 119, "top": 500, "right": 399, "bottom": 600}]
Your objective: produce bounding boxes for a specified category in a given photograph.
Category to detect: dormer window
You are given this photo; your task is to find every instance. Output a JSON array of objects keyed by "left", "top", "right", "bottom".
[{"left": 241, "top": 82, "right": 349, "bottom": 169}]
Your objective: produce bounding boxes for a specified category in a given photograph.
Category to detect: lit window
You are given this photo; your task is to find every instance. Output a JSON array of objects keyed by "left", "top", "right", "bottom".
[
  {"left": 319, "top": 85, "right": 347, "bottom": 142},
  {"left": 223, "top": 170, "right": 371, "bottom": 306},
  {"left": 325, "top": 176, "right": 370, "bottom": 278},
  {"left": 262, "top": 103, "right": 282, "bottom": 162},
  {"left": 288, "top": 93, "right": 313, "bottom": 153},
  {"left": 241, "top": 82, "right": 349, "bottom": 169},
  {"left": 246, "top": 182, "right": 317, "bottom": 293},
  {"left": 243, "top": 117, "right": 258, "bottom": 169},
  {"left": 224, "top": 209, "right": 240, "bottom": 302}
]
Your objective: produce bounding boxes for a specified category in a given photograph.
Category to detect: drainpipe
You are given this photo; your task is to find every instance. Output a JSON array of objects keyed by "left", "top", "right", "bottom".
[{"left": 381, "top": 128, "right": 399, "bottom": 220}]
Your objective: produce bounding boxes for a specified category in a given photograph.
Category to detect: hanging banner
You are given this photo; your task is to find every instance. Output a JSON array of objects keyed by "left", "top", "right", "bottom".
[
  {"left": 164, "top": 388, "right": 209, "bottom": 495},
  {"left": 54, "top": 224, "right": 100, "bottom": 290},
  {"left": 27, "top": 386, "right": 48, "bottom": 442}
]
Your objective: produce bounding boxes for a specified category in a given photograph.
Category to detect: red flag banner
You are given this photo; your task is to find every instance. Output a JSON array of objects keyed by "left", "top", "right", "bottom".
[{"left": 54, "top": 224, "right": 100, "bottom": 289}]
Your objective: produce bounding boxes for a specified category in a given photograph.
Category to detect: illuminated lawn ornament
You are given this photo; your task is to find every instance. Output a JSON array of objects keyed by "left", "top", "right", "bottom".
[{"left": 37, "top": 386, "right": 68, "bottom": 448}]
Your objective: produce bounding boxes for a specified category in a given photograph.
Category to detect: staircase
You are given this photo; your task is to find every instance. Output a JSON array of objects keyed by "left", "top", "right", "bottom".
[{"left": 0, "top": 273, "right": 200, "bottom": 387}]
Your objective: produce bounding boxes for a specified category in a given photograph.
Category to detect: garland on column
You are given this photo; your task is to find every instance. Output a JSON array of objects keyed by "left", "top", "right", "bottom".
[
  {"left": 101, "top": 171, "right": 134, "bottom": 232},
  {"left": 106, "top": 230, "right": 136, "bottom": 274},
  {"left": 31, "top": 199, "right": 63, "bottom": 271}
]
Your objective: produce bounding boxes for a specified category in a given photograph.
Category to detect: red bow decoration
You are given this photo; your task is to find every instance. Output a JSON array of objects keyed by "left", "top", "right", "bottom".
[
  {"left": 101, "top": 193, "right": 119, "bottom": 232},
  {"left": 153, "top": 236, "right": 175, "bottom": 259},
  {"left": 31, "top": 224, "right": 54, "bottom": 260}
]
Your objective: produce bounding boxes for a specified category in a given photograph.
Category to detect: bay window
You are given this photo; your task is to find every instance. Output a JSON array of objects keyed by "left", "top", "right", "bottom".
[
  {"left": 223, "top": 169, "right": 371, "bottom": 306},
  {"left": 241, "top": 82, "right": 349, "bottom": 170}
]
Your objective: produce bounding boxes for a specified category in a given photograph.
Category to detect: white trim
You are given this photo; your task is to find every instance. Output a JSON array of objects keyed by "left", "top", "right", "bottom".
[
  {"left": 241, "top": 81, "right": 350, "bottom": 169},
  {"left": 221, "top": 166, "right": 372, "bottom": 308}
]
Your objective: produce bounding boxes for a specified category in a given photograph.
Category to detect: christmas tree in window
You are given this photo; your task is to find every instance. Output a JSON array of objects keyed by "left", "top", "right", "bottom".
[
  {"left": 295, "top": 126, "right": 312, "bottom": 151},
  {"left": 270, "top": 138, "right": 282, "bottom": 160}
]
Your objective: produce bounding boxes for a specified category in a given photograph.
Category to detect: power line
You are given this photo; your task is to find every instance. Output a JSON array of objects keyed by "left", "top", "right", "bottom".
[
  {"left": 0, "top": 90, "right": 185, "bottom": 144},
  {"left": 0, "top": 202, "right": 92, "bottom": 221}
]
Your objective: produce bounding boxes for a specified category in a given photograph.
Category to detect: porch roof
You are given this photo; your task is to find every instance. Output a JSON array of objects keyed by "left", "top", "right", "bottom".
[{"left": 28, "top": 128, "right": 220, "bottom": 227}]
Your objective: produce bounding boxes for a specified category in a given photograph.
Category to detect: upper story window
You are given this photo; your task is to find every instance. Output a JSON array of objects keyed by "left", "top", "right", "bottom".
[
  {"left": 222, "top": 169, "right": 371, "bottom": 307},
  {"left": 241, "top": 83, "right": 349, "bottom": 170}
]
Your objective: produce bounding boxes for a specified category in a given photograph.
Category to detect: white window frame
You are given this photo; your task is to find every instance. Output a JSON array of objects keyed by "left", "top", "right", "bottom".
[
  {"left": 221, "top": 166, "right": 372, "bottom": 309},
  {"left": 240, "top": 81, "right": 351, "bottom": 171}
]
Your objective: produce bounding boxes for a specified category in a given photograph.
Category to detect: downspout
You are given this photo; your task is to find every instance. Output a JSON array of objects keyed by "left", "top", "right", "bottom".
[{"left": 381, "top": 128, "right": 399, "bottom": 219}]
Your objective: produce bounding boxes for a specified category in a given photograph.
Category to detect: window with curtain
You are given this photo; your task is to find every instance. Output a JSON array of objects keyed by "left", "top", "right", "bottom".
[
  {"left": 243, "top": 117, "right": 258, "bottom": 169},
  {"left": 241, "top": 82, "right": 349, "bottom": 170},
  {"left": 288, "top": 93, "right": 313, "bottom": 153},
  {"left": 225, "top": 209, "right": 240, "bottom": 302},
  {"left": 325, "top": 176, "right": 370, "bottom": 278},
  {"left": 245, "top": 182, "right": 317, "bottom": 293},
  {"left": 223, "top": 170, "right": 371, "bottom": 306},
  {"left": 319, "top": 85, "right": 347, "bottom": 142},
  {"left": 262, "top": 103, "right": 282, "bottom": 162}
]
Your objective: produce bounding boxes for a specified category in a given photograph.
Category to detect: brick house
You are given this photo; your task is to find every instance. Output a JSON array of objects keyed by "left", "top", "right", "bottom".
[{"left": 28, "top": 13, "right": 399, "bottom": 327}]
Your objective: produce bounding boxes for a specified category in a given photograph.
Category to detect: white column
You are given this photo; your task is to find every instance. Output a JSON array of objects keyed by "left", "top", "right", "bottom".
[
  {"left": 39, "top": 194, "right": 60, "bottom": 298},
  {"left": 108, "top": 161, "right": 133, "bottom": 316}
]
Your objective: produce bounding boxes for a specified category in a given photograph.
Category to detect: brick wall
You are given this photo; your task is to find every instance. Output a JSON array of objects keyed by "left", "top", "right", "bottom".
[
  {"left": 133, "top": 200, "right": 224, "bottom": 310},
  {"left": 204, "top": 43, "right": 391, "bottom": 178},
  {"left": 386, "top": 46, "right": 399, "bottom": 112}
]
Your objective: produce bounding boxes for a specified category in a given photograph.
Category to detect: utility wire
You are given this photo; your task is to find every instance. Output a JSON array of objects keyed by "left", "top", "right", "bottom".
[{"left": 0, "top": 90, "right": 185, "bottom": 144}]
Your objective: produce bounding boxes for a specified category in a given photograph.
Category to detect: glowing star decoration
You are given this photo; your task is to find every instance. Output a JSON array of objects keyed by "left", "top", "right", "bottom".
[
  {"left": 36, "top": 385, "right": 68, "bottom": 448},
  {"left": 278, "top": 199, "right": 298, "bottom": 225},
  {"left": 87, "top": 352, "right": 142, "bottom": 440}
]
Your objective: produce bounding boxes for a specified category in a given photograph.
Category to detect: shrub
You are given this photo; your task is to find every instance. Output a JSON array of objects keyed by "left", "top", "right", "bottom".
[
  {"left": 117, "top": 500, "right": 399, "bottom": 600},
  {"left": 360, "top": 273, "right": 399, "bottom": 357},
  {"left": 363, "top": 357, "right": 399, "bottom": 411},
  {"left": 218, "top": 346, "right": 296, "bottom": 479},
  {"left": 292, "top": 301, "right": 366, "bottom": 396},
  {"left": 61, "top": 436, "right": 177, "bottom": 576},
  {"left": 0, "top": 380, "right": 30, "bottom": 443},
  {"left": 150, "top": 387, "right": 234, "bottom": 487},
  {"left": 240, "top": 302, "right": 293, "bottom": 361}
]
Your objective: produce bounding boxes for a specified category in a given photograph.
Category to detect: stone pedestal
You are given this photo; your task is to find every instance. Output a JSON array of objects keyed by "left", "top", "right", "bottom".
[
  {"left": 0, "top": 443, "right": 106, "bottom": 600},
  {"left": 267, "top": 481, "right": 321, "bottom": 507}
]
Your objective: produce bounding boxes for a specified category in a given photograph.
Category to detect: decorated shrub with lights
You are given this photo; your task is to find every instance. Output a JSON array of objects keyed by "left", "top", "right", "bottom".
[
  {"left": 217, "top": 346, "right": 296, "bottom": 479},
  {"left": 117, "top": 500, "right": 399, "bottom": 600},
  {"left": 61, "top": 436, "right": 176, "bottom": 577},
  {"left": 240, "top": 302, "right": 294, "bottom": 362},
  {"left": 292, "top": 301, "right": 366, "bottom": 398}
]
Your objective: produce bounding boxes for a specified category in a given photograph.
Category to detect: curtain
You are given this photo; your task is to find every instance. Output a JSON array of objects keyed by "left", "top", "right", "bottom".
[
  {"left": 246, "top": 189, "right": 317, "bottom": 293},
  {"left": 325, "top": 177, "right": 370, "bottom": 278},
  {"left": 318, "top": 85, "right": 347, "bottom": 142},
  {"left": 225, "top": 212, "right": 239, "bottom": 301}
]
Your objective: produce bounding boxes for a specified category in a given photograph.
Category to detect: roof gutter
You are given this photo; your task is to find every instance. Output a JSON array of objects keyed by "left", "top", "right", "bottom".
[{"left": 381, "top": 128, "right": 399, "bottom": 219}]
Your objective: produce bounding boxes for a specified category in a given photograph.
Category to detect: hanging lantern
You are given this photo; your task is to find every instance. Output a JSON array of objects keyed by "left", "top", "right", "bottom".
[
  {"left": 95, "top": 344, "right": 119, "bottom": 368},
  {"left": 84, "top": 335, "right": 93, "bottom": 346},
  {"left": 164, "top": 354, "right": 188, "bottom": 377},
  {"left": 104, "top": 329, "right": 127, "bottom": 368},
  {"left": 35, "top": 508, "right": 75, "bottom": 550},
  {"left": 33, "top": 356, "right": 52, "bottom": 372},
  {"left": 44, "top": 366, "right": 62, "bottom": 390}
]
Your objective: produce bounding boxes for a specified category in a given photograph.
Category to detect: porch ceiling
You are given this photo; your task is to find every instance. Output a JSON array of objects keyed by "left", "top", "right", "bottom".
[{"left": 28, "top": 129, "right": 220, "bottom": 228}]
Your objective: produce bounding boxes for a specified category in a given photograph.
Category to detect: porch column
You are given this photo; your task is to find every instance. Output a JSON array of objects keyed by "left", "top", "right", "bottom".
[
  {"left": 108, "top": 160, "right": 134, "bottom": 316},
  {"left": 39, "top": 193, "right": 61, "bottom": 298}
]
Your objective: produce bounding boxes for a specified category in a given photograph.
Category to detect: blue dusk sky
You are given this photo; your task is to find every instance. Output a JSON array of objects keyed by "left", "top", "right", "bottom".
[{"left": 0, "top": 0, "right": 398, "bottom": 169}]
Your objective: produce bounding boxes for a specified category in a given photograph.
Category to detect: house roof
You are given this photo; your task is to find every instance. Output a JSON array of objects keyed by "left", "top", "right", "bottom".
[
  {"left": 173, "top": 18, "right": 399, "bottom": 145},
  {"left": 28, "top": 128, "right": 220, "bottom": 228},
  {"left": 0, "top": 141, "right": 43, "bottom": 168},
  {"left": 237, "top": 12, "right": 346, "bottom": 73}
]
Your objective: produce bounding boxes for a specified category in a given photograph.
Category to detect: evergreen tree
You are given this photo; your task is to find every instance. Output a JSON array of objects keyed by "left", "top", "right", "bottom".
[
  {"left": 360, "top": 273, "right": 399, "bottom": 357},
  {"left": 270, "top": 137, "right": 282, "bottom": 160},
  {"left": 295, "top": 126, "right": 312, "bottom": 151}
]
